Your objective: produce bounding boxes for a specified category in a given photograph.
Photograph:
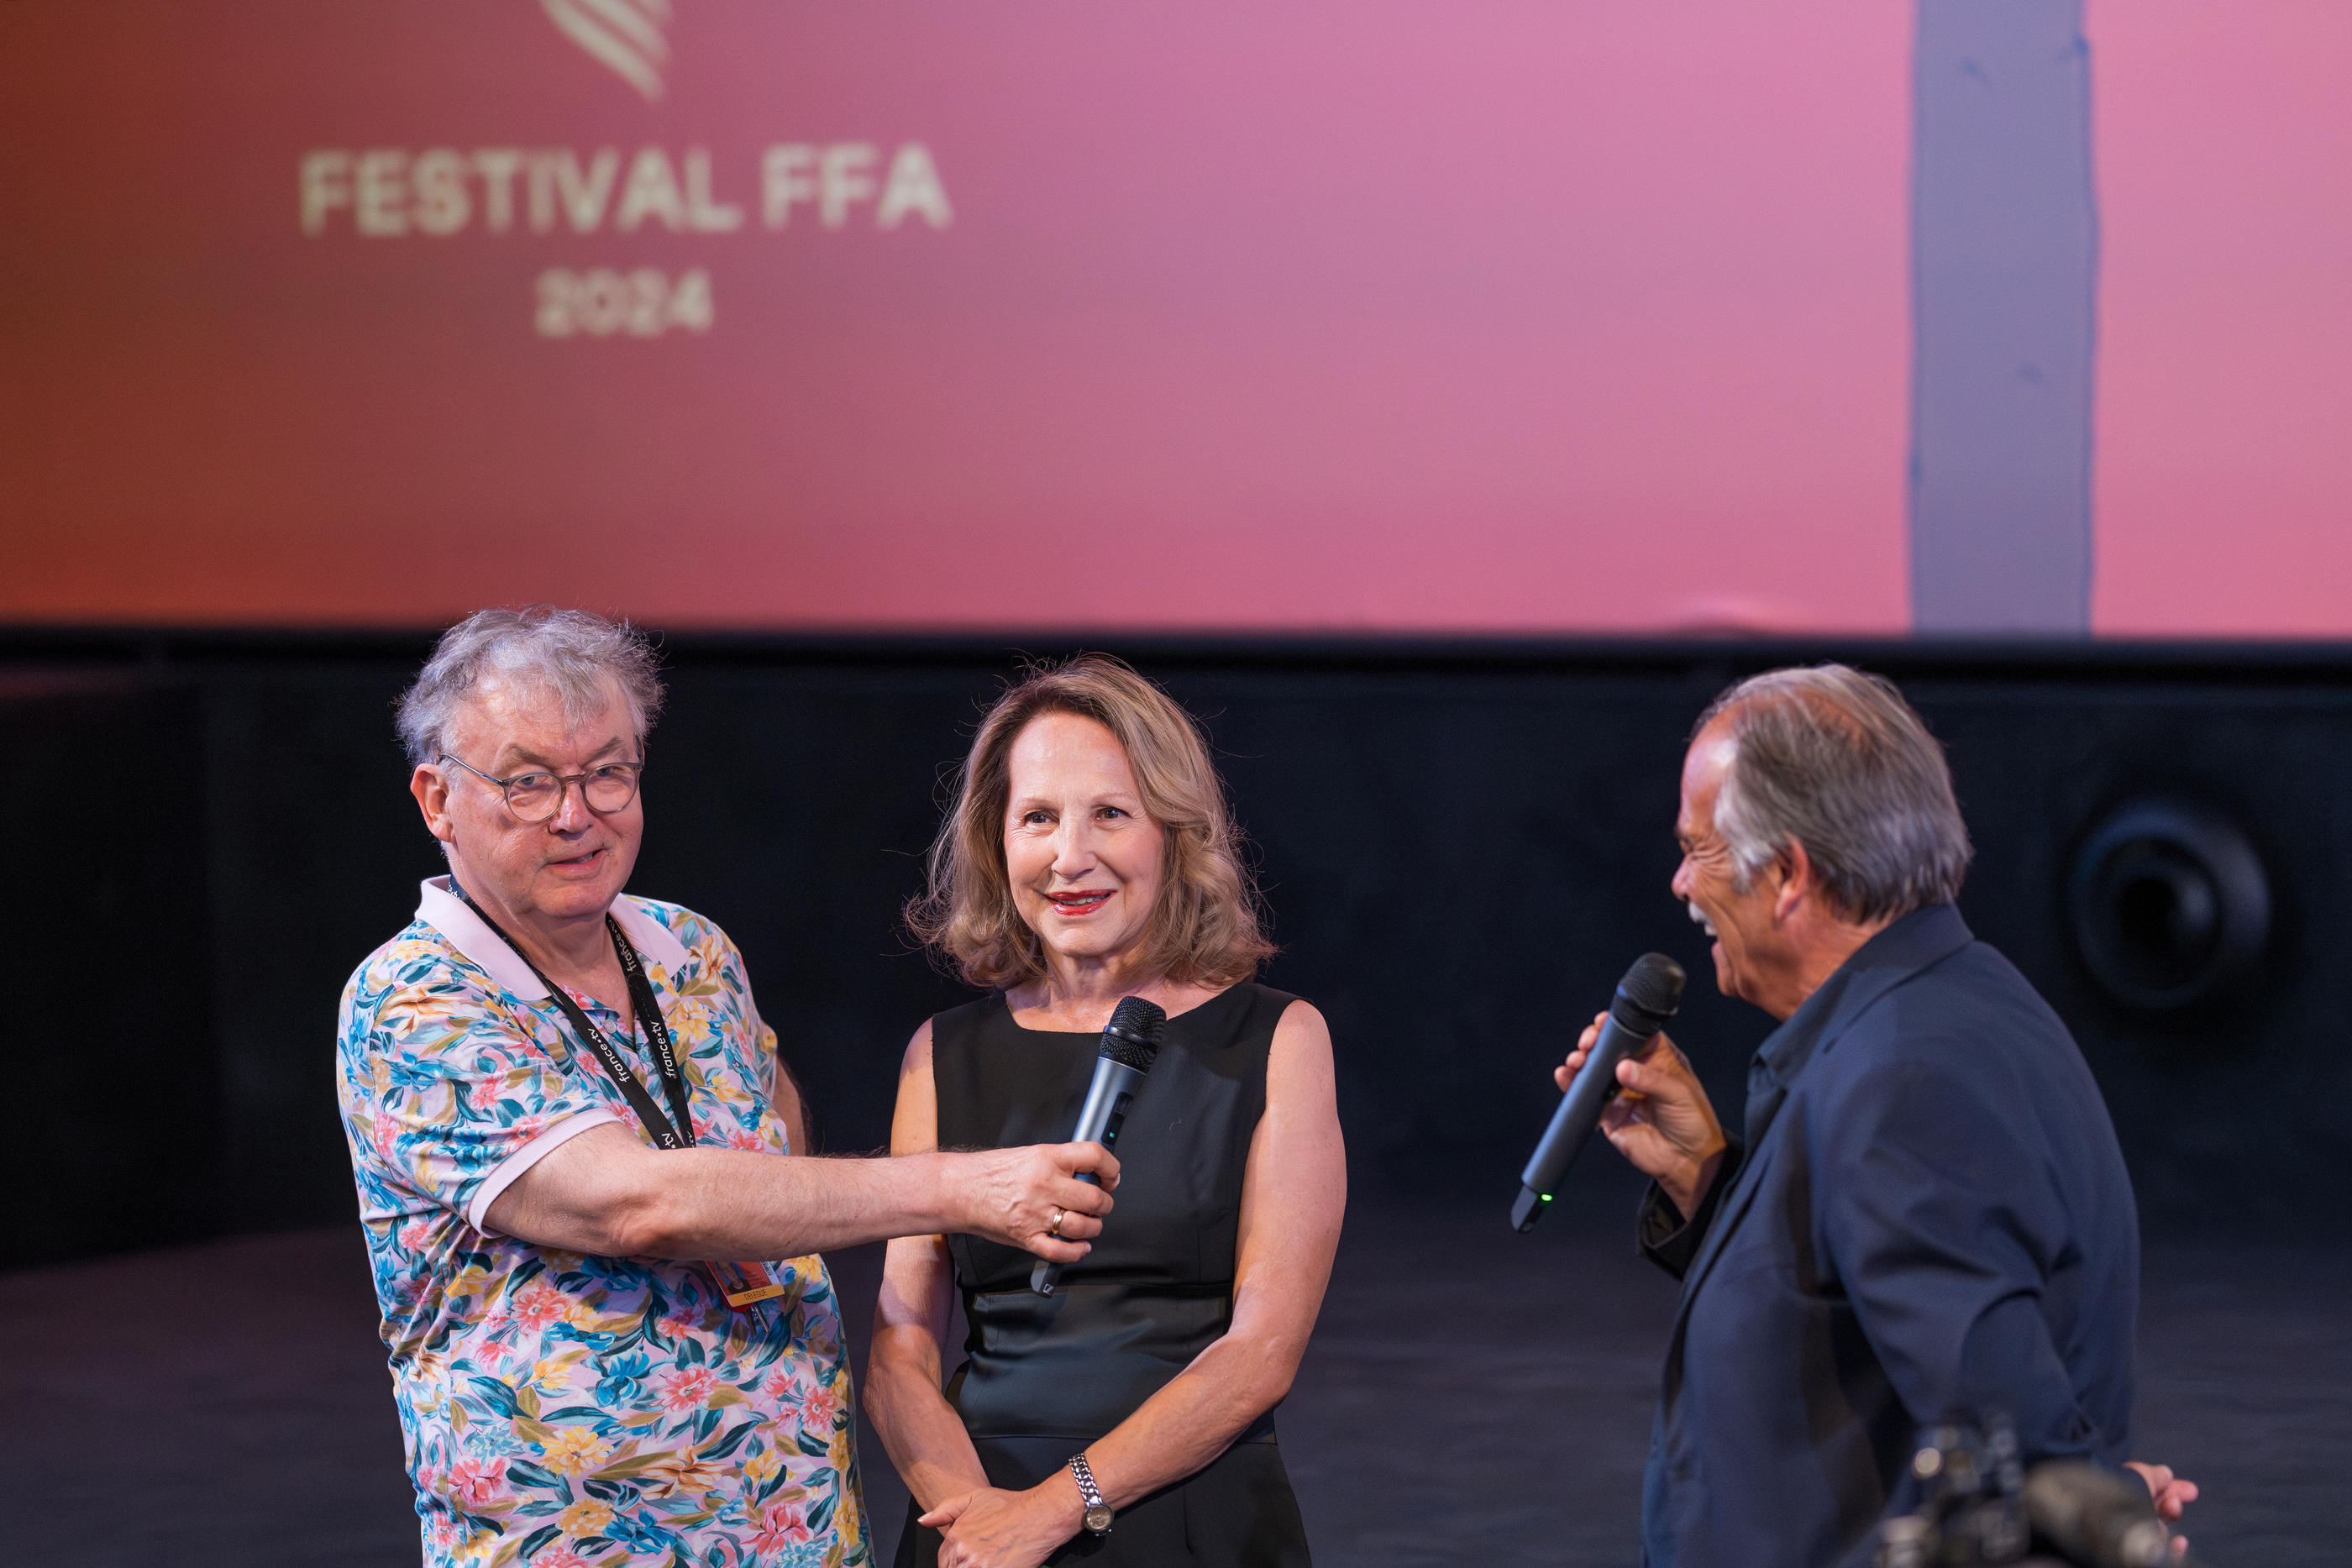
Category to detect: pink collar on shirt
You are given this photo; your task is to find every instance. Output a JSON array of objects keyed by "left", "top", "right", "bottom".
[{"left": 413, "top": 874, "right": 690, "bottom": 1000}]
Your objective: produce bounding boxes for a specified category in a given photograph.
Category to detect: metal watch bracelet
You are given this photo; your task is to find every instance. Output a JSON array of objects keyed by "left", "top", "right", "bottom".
[{"left": 1068, "top": 1452, "right": 1114, "bottom": 1536}]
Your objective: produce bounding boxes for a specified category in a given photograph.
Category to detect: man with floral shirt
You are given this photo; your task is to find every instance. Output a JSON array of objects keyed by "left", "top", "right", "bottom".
[{"left": 339, "top": 607, "right": 1117, "bottom": 1567}]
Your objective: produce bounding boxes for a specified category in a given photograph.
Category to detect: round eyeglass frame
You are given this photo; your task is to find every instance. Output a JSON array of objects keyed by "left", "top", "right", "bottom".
[{"left": 438, "top": 753, "right": 643, "bottom": 823}]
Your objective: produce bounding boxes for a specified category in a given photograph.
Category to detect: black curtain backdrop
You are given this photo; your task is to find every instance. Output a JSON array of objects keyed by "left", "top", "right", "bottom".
[{"left": 7, "top": 629, "right": 2349, "bottom": 1266}]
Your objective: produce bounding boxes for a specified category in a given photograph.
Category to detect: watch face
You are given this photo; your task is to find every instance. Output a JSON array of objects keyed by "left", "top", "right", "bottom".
[{"left": 1084, "top": 1504, "right": 1115, "bottom": 1534}]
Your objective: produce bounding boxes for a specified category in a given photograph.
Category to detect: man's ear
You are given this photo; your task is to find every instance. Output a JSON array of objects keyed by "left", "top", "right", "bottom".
[
  {"left": 412, "top": 763, "right": 458, "bottom": 846},
  {"left": 1772, "top": 840, "right": 1816, "bottom": 925}
]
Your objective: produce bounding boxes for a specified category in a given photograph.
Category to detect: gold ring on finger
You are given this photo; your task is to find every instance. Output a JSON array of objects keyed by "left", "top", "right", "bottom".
[{"left": 1048, "top": 1206, "right": 1064, "bottom": 1238}]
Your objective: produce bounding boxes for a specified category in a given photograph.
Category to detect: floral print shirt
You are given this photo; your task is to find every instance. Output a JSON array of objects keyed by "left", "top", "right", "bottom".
[{"left": 337, "top": 878, "right": 869, "bottom": 1568}]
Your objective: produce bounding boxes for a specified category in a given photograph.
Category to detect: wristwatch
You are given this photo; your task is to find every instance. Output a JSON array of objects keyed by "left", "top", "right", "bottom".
[{"left": 1068, "top": 1452, "right": 1113, "bottom": 1536}]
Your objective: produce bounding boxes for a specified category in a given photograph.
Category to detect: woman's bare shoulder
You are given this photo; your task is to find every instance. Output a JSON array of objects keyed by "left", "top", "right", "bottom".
[
  {"left": 900, "top": 1015, "right": 937, "bottom": 1074},
  {"left": 1271, "top": 994, "right": 1331, "bottom": 1048}
]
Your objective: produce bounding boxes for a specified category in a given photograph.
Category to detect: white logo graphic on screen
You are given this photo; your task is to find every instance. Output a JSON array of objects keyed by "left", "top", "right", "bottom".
[
  {"left": 299, "top": 0, "right": 958, "bottom": 339},
  {"left": 543, "top": 0, "right": 672, "bottom": 101}
]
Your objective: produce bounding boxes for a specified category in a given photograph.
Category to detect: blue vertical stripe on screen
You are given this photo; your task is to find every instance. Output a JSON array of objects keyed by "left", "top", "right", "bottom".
[{"left": 1910, "top": 0, "right": 2097, "bottom": 633}]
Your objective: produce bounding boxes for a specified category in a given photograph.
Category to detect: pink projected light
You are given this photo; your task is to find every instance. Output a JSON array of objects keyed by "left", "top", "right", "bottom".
[
  {"left": 0, "top": 2, "right": 1910, "bottom": 634},
  {"left": 2092, "top": 1, "right": 2352, "bottom": 637}
]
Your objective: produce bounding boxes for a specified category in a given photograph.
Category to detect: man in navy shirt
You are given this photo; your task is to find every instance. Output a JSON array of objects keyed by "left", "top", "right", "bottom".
[{"left": 1560, "top": 665, "right": 2195, "bottom": 1566}]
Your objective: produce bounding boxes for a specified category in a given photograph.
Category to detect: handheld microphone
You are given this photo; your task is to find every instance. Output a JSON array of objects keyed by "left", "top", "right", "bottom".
[
  {"left": 1032, "top": 994, "right": 1168, "bottom": 1295},
  {"left": 1512, "top": 952, "right": 1685, "bottom": 1231}
]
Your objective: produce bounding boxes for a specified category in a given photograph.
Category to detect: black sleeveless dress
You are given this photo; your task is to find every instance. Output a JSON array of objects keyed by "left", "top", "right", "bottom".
[{"left": 893, "top": 983, "right": 1313, "bottom": 1568}]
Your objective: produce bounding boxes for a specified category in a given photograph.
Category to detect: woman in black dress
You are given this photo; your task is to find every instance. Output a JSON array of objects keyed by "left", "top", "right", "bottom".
[{"left": 865, "top": 655, "right": 1345, "bottom": 1568}]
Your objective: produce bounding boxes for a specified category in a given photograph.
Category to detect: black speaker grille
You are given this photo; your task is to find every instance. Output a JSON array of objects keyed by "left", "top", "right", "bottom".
[
  {"left": 1611, "top": 952, "right": 1686, "bottom": 1028},
  {"left": 1098, "top": 994, "right": 1168, "bottom": 1070}
]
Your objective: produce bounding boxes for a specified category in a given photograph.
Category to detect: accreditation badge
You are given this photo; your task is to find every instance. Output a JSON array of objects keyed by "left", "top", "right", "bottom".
[{"left": 706, "top": 1260, "right": 786, "bottom": 1310}]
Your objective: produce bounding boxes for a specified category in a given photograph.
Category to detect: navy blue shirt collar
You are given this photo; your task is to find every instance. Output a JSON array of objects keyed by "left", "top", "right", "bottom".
[{"left": 1743, "top": 901, "right": 1976, "bottom": 1150}]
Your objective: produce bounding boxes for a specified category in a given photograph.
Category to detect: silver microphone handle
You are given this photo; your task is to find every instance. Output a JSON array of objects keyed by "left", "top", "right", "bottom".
[{"left": 1031, "top": 1057, "right": 1148, "bottom": 1294}]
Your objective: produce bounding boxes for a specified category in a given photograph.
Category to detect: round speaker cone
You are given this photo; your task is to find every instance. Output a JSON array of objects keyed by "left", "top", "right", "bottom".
[{"left": 2067, "top": 799, "right": 2269, "bottom": 1013}]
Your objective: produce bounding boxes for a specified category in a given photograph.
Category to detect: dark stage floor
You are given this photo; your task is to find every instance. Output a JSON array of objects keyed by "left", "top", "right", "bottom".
[{"left": 3, "top": 1197, "right": 2344, "bottom": 1566}]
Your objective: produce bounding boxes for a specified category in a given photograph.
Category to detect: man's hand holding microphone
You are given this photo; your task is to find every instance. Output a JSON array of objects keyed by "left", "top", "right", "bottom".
[
  {"left": 953, "top": 1141, "right": 1122, "bottom": 1265},
  {"left": 1557, "top": 1011, "right": 1730, "bottom": 1224}
]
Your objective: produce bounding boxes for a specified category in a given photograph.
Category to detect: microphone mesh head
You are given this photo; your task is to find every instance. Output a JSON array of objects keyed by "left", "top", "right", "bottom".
[
  {"left": 1611, "top": 952, "right": 1686, "bottom": 1028},
  {"left": 1099, "top": 995, "right": 1168, "bottom": 1071}
]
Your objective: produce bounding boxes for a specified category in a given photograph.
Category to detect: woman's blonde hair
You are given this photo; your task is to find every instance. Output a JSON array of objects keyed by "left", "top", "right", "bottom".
[{"left": 907, "top": 654, "right": 1276, "bottom": 989}]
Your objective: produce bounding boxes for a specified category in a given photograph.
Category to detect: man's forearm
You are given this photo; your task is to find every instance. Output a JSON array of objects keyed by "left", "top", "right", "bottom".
[
  {"left": 490, "top": 1120, "right": 1107, "bottom": 1262},
  {"left": 632, "top": 1146, "right": 961, "bottom": 1259},
  {"left": 490, "top": 1126, "right": 964, "bottom": 1259}
]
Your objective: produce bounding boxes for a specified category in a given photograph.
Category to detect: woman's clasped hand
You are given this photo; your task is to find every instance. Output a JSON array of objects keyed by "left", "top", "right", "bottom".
[{"left": 917, "top": 1481, "right": 1089, "bottom": 1568}]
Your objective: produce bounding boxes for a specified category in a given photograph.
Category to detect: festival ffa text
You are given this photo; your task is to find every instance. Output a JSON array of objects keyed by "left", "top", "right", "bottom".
[{"left": 300, "top": 144, "right": 951, "bottom": 338}]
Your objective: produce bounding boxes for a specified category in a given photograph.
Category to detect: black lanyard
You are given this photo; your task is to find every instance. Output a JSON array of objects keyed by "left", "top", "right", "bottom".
[{"left": 462, "top": 895, "right": 697, "bottom": 1151}]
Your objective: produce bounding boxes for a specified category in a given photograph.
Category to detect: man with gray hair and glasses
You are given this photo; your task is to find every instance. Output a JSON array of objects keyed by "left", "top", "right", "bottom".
[
  {"left": 1556, "top": 664, "right": 2195, "bottom": 1566},
  {"left": 337, "top": 606, "right": 1117, "bottom": 1568}
]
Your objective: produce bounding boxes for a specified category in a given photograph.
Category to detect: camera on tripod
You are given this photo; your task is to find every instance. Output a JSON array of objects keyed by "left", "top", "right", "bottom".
[{"left": 1877, "top": 1412, "right": 2193, "bottom": 1568}]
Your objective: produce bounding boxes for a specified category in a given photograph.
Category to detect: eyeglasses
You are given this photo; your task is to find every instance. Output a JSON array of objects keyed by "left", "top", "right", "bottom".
[{"left": 438, "top": 753, "right": 643, "bottom": 823}]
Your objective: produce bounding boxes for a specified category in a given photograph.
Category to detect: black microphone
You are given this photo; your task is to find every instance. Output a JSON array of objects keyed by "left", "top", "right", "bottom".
[
  {"left": 1032, "top": 994, "right": 1168, "bottom": 1295},
  {"left": 2022, "top": 1462, "right": 2185, "bottom": 1568},
  {"left": 1512, "top": 952, "right": 1685, "bottom": 1231}
]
